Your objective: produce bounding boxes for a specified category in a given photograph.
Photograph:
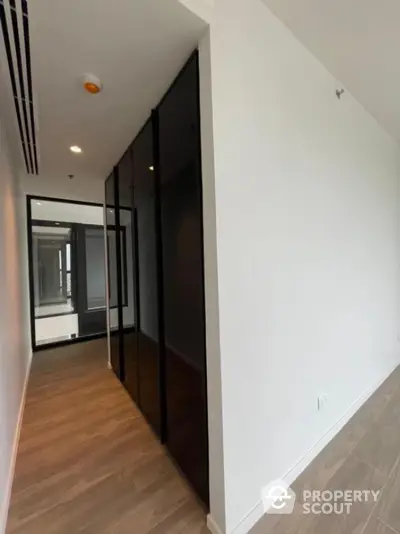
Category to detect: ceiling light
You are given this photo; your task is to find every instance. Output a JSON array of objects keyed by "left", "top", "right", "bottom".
[
  {"left": 36, "top": 201, "right": 42, "bottom": 206},
  {"left": 149, "top": 166, "right": 154, "bottom": 171},
  {"left": 70, "top": 146, "right": 82, "bottom": 154}
]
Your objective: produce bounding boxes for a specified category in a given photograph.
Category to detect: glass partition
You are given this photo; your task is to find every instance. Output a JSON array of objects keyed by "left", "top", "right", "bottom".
[
  {"left": 158, "top": 52, "right": 208, "bottom": 504},
  {"left": 32, "top": 225, "right": 73, "bottom": 318},
  {"left": 29, "top": 197, "right": 106, "bottom": 348},
  {"left": 85, "top": 228, "right": 106, "bottom": 310}
]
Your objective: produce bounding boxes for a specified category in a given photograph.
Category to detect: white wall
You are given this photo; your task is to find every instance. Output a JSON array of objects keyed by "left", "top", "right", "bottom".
[
  {"left": 198, "top": 31, "right": 226, "bottom": 534},
  {"left": 31, "top": 199, "right": 103, "bottom": 225},
  {"left": 200, "top": 1, "right": 400, "bottom": 532},
  {"left": 0, "top": 122, "right": 31, "bottom": 532},
  {"left": 23, "top": 172, "right": 104, "bottom": 204}
]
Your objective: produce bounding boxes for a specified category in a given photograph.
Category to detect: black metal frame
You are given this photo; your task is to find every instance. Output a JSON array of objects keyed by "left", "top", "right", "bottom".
[
  {"left": 34, "top": 331, "right": 108, "bottom": 352},
  {"left": 114, "top": 166, "right": 125, "bottom": 382},
  {"left": 152, "top": 108, "right": 167, "bottom": 443},
  {"left": 27, "top": 195, "right": 108, "bottom": 352},
  {"left": 105, "top": 170, "right": 126, "bottom": 382}
]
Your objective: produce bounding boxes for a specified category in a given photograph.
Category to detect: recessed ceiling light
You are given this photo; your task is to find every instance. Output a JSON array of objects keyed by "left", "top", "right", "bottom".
[
  {"left": 149, "top": 166, "right": 154, "bottom": 171},
  {"left": 70, "top": 146, "right": 82, "bottom": 154}
]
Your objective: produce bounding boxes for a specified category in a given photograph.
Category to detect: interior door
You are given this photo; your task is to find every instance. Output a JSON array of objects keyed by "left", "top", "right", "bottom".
[
  {"left": 132, "top": 118, "right": 162, "bottom": 437},
  {"left": 118, "top": 149, "right": 138, "bottom": 403}
]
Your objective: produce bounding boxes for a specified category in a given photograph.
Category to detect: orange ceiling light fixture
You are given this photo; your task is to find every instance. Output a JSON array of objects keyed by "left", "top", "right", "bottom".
[{"left": 83, "top": 74, "right": 102, "bottom": 95}]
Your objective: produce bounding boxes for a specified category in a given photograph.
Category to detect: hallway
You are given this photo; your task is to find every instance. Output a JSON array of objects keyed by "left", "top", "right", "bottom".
[
  {"left": 6, "top": 340, "right": 207, "bottom": 534},
  {"left": 7, "top": 338, "right": 400, "bottom": 534}
]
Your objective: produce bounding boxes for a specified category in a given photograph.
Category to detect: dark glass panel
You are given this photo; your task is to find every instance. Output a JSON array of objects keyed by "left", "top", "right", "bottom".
[
  {"left": 158, "top": 53, "right": 209, "bottom": 504},
  {"left": 118, "top": 148, "right": 138, "bottom": 402},
  {"left": 132, "top": 119, "right": 161, "bottom": 435}
]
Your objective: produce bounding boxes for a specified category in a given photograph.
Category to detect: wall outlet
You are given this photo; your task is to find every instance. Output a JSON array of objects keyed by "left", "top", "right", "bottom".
[{"left": 317, "top": 395, "right": 329, "bottom": 411}]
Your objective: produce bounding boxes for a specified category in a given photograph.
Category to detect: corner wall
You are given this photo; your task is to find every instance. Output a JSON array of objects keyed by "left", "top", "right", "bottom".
[
  {"left": 0, "top": 121, "right": 32, "bottom": 533},
  {"left": 200, "top": 0, "right": 400, "bottom": 532}
]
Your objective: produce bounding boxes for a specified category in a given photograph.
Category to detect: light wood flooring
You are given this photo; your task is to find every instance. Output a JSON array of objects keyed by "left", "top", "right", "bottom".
[
  {"left": 6, "top": 339, "right": 208, "bottom": 534},
  {"left": 251, "top": 364, "right": 400, "bottom": 534},
  {"left": 7, "top": 339, "right": 400, "bottom": 534}
]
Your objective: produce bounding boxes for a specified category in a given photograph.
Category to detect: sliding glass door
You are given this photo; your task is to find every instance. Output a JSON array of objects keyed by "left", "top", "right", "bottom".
[
  {"left": 118, "top": 149, "right": 138, "bottom": 401},
  {"left": 158, "top": 53, "right": 208, "bottom": 504},
  {"left": 103, "top": 52, "right": 208, "bottom": 505},
  {"left": 132, "top": 118, "right": 163, "bottom": 437}
]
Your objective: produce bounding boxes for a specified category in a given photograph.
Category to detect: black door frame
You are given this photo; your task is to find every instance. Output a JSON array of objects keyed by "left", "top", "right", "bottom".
[
  {"left": 105, "top": 172, "right": 126, "bottom": 382},
  {"left": 27, "top": 195, "right": 108, "bottom": 352}
]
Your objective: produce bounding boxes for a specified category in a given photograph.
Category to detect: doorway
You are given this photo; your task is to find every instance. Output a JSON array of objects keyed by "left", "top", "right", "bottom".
[{"left": 27, "top": 197, "right": 109, "bottom": 349}]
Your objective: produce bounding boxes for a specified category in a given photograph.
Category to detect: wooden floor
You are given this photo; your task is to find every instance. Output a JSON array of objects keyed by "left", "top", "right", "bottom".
[
  {"left": 6, "top": 339, "right": 208, "bottom": 534},
  {"left": 8, "top": 339, "right": 400, "bottom": 534},
  {"left": 251, "top": 364, "right": 400, "bottom": 534}
]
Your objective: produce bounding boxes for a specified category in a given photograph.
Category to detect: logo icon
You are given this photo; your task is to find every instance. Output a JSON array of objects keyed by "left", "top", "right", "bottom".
[{"left": 262, "top": 480, "right": 296, "bottom": 515}]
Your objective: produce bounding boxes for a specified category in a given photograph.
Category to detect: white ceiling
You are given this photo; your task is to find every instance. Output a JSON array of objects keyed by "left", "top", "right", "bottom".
[
  {"left": 13, "top": 0, "right": 206, "bottom": 194},
  {"left": 262, "top": 0, "right": 400, "bottom": 145}
]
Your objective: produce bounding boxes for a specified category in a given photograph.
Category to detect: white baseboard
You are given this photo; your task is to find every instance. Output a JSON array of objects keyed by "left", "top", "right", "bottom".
[
  {"left": 229, "top": 360, "right": 399, "bottom": 534},
  {"left": 231, "top": 500, "right": 265, "bottom": 534},
  {"left": 207, "top": 514, "right": 224, "bottom": 534},
  {"left": 0, "top": 351, "right": 32, "bottom": 534}
]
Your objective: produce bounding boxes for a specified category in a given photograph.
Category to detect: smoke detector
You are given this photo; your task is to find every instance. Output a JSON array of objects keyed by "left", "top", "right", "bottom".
[{"left": 83, "top": 74, "right": 102, "bottom": 95}]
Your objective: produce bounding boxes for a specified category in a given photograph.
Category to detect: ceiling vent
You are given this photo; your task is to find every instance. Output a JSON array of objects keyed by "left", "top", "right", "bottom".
[{"left": 0, "top": 0, "right": 39, "bottom": 174}]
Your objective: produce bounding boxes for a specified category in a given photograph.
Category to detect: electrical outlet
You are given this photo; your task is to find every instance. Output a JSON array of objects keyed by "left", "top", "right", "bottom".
[{"left": 317, "top": 395, "right": 329, "bottom": 411}]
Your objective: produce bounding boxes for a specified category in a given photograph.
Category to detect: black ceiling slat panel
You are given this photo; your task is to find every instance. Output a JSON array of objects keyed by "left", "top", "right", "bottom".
[
  {"left": 0, "top": 1, "right": 30, "bottom": 172},
  {"left": 9, "top": 3, "right": 34, "bottom": 172},
  {"left": 0, "top": 0, "right": 39, "bottom": 174},
  {"left": 29, "top": 102, "right": 38, "bottom": 173},
  {"left": 21, "top": 0, "right": 38, "bottom": 174},
  {"left": 14, "top": 96, "right": 30, "bottom": 171},
  {"left": 0, "top": 2, "right": 17, "bottom": 95}
]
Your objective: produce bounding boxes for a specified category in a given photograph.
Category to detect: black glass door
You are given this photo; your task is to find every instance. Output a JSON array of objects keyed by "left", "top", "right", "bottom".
[
  {"left": 132, "top": 118, "right": 162, "bottom": 437},
  {"left": 118, "top": 148, "right": 138, "bottom": 402},
  {"left": 158, "top": 53, "right": 209, "bottom": 504}
]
